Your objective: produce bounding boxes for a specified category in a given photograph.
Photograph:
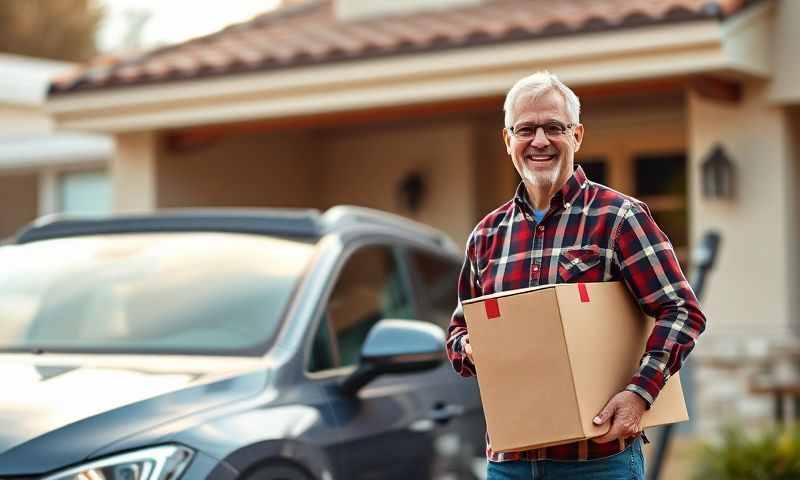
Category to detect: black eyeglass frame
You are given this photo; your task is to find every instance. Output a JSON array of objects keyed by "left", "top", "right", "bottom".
[{"left": 507, "top": 121, "right": 577, "bottom": 140}]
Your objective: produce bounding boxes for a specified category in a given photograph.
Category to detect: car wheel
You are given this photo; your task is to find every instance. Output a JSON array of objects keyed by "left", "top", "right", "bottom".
[{"left": 242, "top": 463, "right": 315, "bottom": 480}]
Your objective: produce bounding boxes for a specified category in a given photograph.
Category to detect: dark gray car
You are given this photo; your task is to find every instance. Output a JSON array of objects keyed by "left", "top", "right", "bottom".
[{"left": 0, "top": 207, "right": 485, "bottom": 480}]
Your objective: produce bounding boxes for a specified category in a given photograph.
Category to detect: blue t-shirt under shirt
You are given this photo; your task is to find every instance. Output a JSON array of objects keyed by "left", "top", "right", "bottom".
[{"left": 533, "top": 209, "right": 546, "bottom": 223}]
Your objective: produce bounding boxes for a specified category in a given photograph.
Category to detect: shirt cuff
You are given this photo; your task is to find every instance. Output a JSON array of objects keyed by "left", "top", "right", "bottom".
[
  {"left": 625, "top": 380, "right": 656, "bottom": 409},
  {"left": 452, "top": 333, "right": 464, "bottom": 353},
  {"left": 450, "top": 333, "right": 477, "bottom": 377}
]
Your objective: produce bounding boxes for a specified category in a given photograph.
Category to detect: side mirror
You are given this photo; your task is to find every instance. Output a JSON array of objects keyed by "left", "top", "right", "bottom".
[{"left": 340, "top": 319, "right": 445, "bottom": 396}]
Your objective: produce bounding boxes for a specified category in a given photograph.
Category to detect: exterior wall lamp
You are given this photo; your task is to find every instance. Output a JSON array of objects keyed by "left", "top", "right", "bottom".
[
  {"left": 701, "top": 143, "right": 736, "bottom": 200},
  {"left": 397, "top": 171, "right": 426, "bottom": 214}
]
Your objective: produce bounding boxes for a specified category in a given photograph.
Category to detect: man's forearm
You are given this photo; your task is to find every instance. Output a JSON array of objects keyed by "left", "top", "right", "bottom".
[
  {"left": 446, "top": 309, "right": 477, "bottom": 377},
  {"left": 614, "top": 202, "right": 707, "bottom": 406},
  {"left": 447, "top": 235, "right": 480, "bottom": 378},
  {"left": 625, "top": 297, "right": 706, "bottom": 406}
]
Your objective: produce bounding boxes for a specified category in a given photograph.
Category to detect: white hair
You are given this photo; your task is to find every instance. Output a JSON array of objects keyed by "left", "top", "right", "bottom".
[{"left": 503, "top": 71, "right": 581, "bottom": 127}]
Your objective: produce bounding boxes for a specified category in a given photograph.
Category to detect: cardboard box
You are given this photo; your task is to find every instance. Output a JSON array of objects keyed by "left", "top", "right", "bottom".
[{"left": 462, "top": 281, "right": 688, "bottom": 452}]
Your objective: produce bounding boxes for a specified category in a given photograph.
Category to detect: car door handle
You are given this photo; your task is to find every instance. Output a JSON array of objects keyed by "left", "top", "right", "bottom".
[{"left": 430, "top": 402, "right": 464, "bottom": 425}]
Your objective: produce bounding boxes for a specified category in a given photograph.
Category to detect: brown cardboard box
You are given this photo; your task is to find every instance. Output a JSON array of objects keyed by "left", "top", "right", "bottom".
[{"left": 462, "top": 281, "right": 688, "bottom": 452}]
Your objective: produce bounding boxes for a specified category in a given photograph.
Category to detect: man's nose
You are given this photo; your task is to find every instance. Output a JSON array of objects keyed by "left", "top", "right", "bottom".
[{"left": 530, "top": 127, "right": 551, "bottom": 148}]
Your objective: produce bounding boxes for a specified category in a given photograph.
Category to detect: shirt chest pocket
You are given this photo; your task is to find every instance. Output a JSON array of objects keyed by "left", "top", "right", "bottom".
[{"left": 558, "top": 246, "right": 603, "bottom": 283}]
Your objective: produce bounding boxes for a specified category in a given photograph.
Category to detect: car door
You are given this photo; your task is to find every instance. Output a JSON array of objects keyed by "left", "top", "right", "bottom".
[
  {"left": 306, "top": 241, "right": 461, "bottom": 480},
  {"left": 404, "top": 246, "right": 487, "bottom": 478}
]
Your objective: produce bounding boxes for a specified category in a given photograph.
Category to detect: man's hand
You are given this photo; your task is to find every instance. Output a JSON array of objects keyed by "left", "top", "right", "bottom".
[
  {"left": 591, "top": 391, "right": 647, "bottom": 443},
  {"left": 460, "top": 334, "right": 474, "bottom": 363}
]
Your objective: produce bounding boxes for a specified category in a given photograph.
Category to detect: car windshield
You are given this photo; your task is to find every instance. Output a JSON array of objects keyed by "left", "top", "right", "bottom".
[{"left": 0, "top": 232, "right": 316, "bottom": 355}]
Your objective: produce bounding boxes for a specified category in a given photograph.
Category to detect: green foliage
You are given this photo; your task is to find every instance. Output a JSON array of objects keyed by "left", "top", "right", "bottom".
[
  {"left": 692, "top": 424, "right": 800, "bottom": 480},
  {"left": 0, "top": 0, "right": 104, "bottom": 62}
]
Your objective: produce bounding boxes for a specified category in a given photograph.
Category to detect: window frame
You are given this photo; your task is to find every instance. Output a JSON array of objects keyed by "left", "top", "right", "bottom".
[{"left": 398, "top": 245, "right": 462, "bottom": 331}]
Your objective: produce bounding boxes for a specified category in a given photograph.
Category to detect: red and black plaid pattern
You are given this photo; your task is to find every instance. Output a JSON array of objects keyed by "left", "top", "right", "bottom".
[{"left": 447, "top": 166, "right": 706, "bottom": 462}]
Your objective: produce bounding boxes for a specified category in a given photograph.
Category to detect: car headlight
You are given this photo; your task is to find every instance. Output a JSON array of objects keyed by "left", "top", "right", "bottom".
[{"left": 42, "top": 445, "right": 193, "bottom": 480}]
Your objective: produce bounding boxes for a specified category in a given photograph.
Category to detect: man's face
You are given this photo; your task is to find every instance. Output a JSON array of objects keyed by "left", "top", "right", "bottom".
[{"left": 503, "top": 89, "right": 584, "bottom": 191}]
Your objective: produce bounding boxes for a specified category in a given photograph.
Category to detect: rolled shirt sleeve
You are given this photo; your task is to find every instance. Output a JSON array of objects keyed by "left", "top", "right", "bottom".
[
  {"left": 446, "top": 231, "right": 479, "bottom": 378},
  {"left": 613, "top": 201, "right": 707, "bottom": 406}
]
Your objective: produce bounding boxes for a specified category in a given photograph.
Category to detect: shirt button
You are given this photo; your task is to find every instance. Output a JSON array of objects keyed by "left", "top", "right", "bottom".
[
  {"left": 538, "top": 225, "right": 545, "bottom": 232},
  {"left": 565, "top": 202, "right": 571, "bottom": 209},
  {"left": 533, "top": 266, "right": 539, "bottom": 272}
]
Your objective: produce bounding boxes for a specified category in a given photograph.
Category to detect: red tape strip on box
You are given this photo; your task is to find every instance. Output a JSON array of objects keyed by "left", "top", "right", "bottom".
[
  {"left": 578, "top": 283, "right": 590, "bottom": 303},
  {"left": 485, "top": 298, "right": 500, "bottom": 319}
]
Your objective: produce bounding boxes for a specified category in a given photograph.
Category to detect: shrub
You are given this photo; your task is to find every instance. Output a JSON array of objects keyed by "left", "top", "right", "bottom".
[{"left": 692, "top": 424, "right": 800, "bottom": 480}]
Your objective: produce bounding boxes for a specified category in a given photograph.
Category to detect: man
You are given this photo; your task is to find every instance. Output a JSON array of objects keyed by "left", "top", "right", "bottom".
[{"left": 446, "top": 71, "right": 706, "bottom": 479}]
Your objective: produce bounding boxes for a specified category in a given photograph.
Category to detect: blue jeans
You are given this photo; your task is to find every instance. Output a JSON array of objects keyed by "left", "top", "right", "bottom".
[{"left": 486, "top": 439, "right": 645, "bottom": 479}]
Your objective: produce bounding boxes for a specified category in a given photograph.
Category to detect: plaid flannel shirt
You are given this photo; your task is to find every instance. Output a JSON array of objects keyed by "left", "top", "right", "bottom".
[{"left": 446, "top": 166, "right": 706, "bottom": 462}]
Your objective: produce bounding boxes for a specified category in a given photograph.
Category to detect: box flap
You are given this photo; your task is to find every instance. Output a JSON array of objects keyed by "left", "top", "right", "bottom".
[{"left": 462, "top": 283, "right": 556, "bottom": 304}]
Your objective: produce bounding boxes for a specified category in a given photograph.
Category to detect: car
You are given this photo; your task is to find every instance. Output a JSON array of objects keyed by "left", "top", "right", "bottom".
[{"left": 0, "top": 206, "right": 486, "bottom": 480}]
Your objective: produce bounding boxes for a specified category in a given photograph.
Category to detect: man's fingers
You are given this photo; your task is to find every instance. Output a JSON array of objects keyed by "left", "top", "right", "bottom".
[
  {"left": 593, "top": 419, "right": 640, "bottom": 444},
  {"left": 465, "top": 345, "right": 474, "bottom": 362},
  {"left": 592, "top": 423, "right": 622, "bottom": 444},
  {"left": 462, "top": 338, "right": 474, "bottom": 362},
  {"left": 593, "top": 399, "right": 616, "bottom": 425},
  {"left": 592, "top": 391, "right": 645, "bottom": 443}
]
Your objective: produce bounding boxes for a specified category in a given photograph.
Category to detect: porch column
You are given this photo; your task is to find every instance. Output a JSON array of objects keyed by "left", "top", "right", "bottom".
[
  {"left": 37, "top": 169, "right": 58, "bottom": 216},
  {"left": 689, "top": 83, "right": 794, "bottom": 339},
  {"left": 112, "top": 131, "right": 156, "bottom": 212},
  {"left": 688, "top": 82, "right": 796, "bottom": 434}
]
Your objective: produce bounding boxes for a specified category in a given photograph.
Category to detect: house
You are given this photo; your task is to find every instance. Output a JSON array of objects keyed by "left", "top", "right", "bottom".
[
  {"left": 45, "top": 0, "right": 800, "bottom": 440},
  {"left": 0, "top": 54, "right": 113, "bottom": 238}
]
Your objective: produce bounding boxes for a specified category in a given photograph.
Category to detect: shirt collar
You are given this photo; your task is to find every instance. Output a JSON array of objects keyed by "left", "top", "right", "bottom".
[{"left": 514, "top": 165, "right": 588, "bottom": 213}]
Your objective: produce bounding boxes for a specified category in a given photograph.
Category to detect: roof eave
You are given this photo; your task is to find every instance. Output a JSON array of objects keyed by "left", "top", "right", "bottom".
[{"left": 46, "top": 12, "right": 771, "bottom": 134}]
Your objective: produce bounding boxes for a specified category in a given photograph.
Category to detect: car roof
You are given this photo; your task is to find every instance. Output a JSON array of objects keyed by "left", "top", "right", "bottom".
[{"left": 13, "top": 206, "right": 459, "bottom": 253}]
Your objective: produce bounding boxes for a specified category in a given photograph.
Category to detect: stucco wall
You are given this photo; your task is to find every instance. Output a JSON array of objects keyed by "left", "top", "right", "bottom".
[
  {"left": 113, "top": 132, "right": 156, "bottom": 211},
  {"left": 769, "top": 0, "right": 800, "bottom": 104},
  {"left": 0, "top": 173, "right": 38, "bottom": 238},
  {"left": 688, "top": 83, "right": 795, "bottom": 345},
  {"left": 317, "top": 119, "right": 477, "bottom": 245},
  {"left": 154, "top": 119, "right": 479, "bottom": 244},
  {"left": 472, "top": 114, "right": 517, "bottom": 218},
  {"left": 157, "top": 130, "right": 319, "bottom": 209}
]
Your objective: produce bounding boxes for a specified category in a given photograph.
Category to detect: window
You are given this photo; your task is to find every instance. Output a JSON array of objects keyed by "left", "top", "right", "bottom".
[
  {"left": 634, "top": 153, "right": 688, "bottom": 266},
  {"left": 59, "top": 170, "right": 111, "bottom": 215},
  {"left": 409, "top": 250, "right": 460, "bottom": 330},
  {"left": 577, "top": 157, "right": 608, "bottom": 185},
  {"left": 310, "top": 245, "right": 414, "bottom": 372}
]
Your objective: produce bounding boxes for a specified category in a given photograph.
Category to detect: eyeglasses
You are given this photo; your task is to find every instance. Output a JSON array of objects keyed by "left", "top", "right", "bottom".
[{"left": 508, "top": 121, "right": 575, "bottom": 141}]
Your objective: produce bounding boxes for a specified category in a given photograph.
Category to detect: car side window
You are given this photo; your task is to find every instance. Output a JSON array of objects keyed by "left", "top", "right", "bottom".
[
  {"left": 310, "top": 245, "right": 414, "bottom": 372},
  {"left": 409, "top": 250, "right": 460, "bottom": 330},
  {"left": 308, "top": 313, "right": 337, "bottom": 373}
]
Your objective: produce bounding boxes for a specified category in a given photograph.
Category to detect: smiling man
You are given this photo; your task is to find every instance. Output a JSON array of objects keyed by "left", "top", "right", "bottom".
[{"left": 446, "top": 72, "right": 707, "bottom": 479}]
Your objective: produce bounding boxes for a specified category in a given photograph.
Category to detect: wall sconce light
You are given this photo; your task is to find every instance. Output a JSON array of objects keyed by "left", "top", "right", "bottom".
[
  {"left": 701, "top": 144, "right": 736, "bottom": 200},
  {"left": 397, "top": 171, "right": 426, "bottom": 214}
]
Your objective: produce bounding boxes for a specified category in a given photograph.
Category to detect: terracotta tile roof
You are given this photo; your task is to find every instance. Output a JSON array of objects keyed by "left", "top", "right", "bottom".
[{"left": 49, "top": 0, "right": 759, "bottom": 96}]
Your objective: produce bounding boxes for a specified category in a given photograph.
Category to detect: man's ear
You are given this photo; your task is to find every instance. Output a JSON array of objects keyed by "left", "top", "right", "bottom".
[
  {"left": 573, "top": 123, "right": 584, "bottom": 152},
  {"left": 502, "top": 128, "right": 512, "bottom": 155}
]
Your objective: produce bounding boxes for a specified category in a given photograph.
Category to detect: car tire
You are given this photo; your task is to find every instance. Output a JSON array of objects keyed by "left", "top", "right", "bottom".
[{"left": 242, "top": 463, "right": 315, "bottom": 480}]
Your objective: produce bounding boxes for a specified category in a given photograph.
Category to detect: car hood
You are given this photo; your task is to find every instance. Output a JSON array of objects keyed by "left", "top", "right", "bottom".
[{"left": 0, "top": 353, "right": 269, "bottom": 476}]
